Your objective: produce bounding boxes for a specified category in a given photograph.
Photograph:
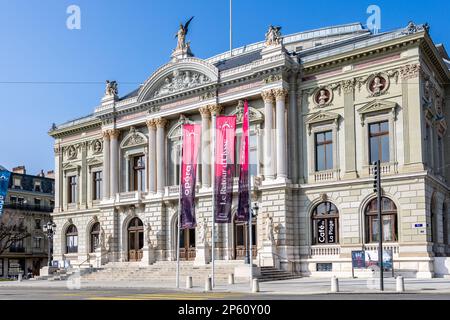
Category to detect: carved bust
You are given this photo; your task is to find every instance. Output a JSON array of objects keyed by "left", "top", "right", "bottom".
[
  {"left": 314, "top": 88, "right": 332, "bottom": 107},
  {"left": 93, "top": 140, "right": 102, "bottom": 153}
]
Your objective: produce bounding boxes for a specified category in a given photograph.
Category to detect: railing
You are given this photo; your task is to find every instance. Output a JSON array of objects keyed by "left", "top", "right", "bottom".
[
  {"left": 368, "top": 162, "right": 398, "bottom": 176},
  {"left": 309, "top": 245, "right": 341, "bottom": 256},
  {"left": 313, "top": 169, "right": 340, "bottom": 182},
  {"left": 363, "top": 243, "right": 399, "bottom": 255},
  {"left": 4, "top": 203, "right": 54, "bottom": 213}
]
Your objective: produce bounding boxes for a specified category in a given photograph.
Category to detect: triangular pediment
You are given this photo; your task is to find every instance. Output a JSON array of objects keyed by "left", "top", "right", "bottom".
[
  {"left": 357, "top": 99, "right": 397, "bottom": 115},
  {"left": 137, "top": 58, "right": 219, "bottom": 102},
  {"left": 62, "top": 163, "right": 80, "bottom": 171},
  {"left": 86, "top": 157, "right": 103, "bottom": 167},
  {"left": 306, "top": 111, "right": 340, "bottom": 125},
  {"left": 120, "top": 127, "right": 147, "bottom": 148}
]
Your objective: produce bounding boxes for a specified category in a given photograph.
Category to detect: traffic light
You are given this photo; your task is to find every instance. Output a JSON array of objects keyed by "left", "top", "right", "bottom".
[{"left": 373, "top": 160, "right": 380, "bottom": 193}]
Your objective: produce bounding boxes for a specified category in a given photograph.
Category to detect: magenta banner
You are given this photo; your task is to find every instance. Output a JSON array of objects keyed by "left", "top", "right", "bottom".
[
  {"left": 180, "top": 124, "right": 201, "bottom": 229},
  {"left": 237, "top": 100, "right": 250, "bottom": 222},
  {"left": 214, "top": 116, "right": 237, "bottom": 223}
]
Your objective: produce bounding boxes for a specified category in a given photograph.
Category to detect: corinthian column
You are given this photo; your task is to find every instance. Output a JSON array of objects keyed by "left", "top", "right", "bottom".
[
  {"left": 102, "top": 131, "right": 111, "bottom": 200},
  {"left": 155, "top": 118, "right": 168, "bottom": 194},
  {"left": 53, "top": 145, "right": 62, "bottom": 211},
  {"left": 146, "top": 119, "right": 157, "bottom": 194},
  {"left": 109, "top": 129, "right": 120, "bottom": 197},
  {"left": 274, "top": 88, "right": 288, "bottom": 180},
  {"left": 262, "top": 90, "right": 275, "bottom": 180},
  {"left": 199, "top": 106, "right": 211, "bottom": 188}
]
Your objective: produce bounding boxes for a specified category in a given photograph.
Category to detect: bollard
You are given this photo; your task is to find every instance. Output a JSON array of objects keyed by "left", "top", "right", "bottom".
[
  {"left": 18, "top": 273, "right": 22, "bottom": 282},
  {"left": 205, "top": 276, "right": 212, "bottom": 292},
  {"left": 228, "top": 273, "right": 234, "bottom": 285},
  {"left": 252, "top": 279, "right": 260, "bottom": 293},
  {"left": 186, "top": 276, "right": 193, "bottom": 289},
  {"left": 396, "top": 276, "right": 405, "bottom": 293},
  {"left": 331, "top": 276, "right": 339, "bottom": 293}
]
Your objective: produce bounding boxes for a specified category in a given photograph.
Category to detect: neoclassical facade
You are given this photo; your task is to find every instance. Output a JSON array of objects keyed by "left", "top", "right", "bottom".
[{"left": 49, "top": 22, "right": 450, "bottom": 278}]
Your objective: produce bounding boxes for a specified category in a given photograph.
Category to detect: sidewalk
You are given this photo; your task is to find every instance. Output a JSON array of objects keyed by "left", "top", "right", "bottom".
[{"left": 1, "top": 277, "right": 450, "bottom": 295}]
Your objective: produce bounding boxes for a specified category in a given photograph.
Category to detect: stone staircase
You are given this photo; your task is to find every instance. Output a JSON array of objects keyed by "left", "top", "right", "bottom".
[
  {"left": 256, "top": 266, "right": 302, "bottom": 282},
  {"left": 33, "top": 261, "right": 302, "bottom": 284}
]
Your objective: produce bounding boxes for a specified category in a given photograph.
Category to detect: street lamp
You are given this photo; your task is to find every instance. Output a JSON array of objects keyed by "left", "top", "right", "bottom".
[
  {"left": 43, "top": 221, "right": 56, "bottom": 267},
  {"left": 245, "top": 202, "right": 259, "bottom": 264}
]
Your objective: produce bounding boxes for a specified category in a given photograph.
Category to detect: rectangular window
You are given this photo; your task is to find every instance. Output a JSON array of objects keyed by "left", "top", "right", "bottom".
[
  {"left": 438, "top": 137, "right": 443, "bottom": 173},
  {"left": 235, "top": 132, "right": 258, "bottom": 177},
  {"left": 34, "top": 198, "right": 41, "bottom": 207},
  {"left": 34, "top": 181, "right": 41, "bottom": 192},
  {"left": 315, "top": 131, "right": 333, "bottom": 171},
  {"left": 33, "top": 237, "right": 42, "bottom": 249},
  {"left": 17, "top": 197, "right": 24, "bottom": 205},
  {"left": 35, "top": 219, "right": 41, "bottom": 230},
  {"left": 68, "top": 176, "right": 77, "bottom": 204},
  {"left": 13, "top": 178, "right": 21, "bottom": 189},
  {"left": 93, "top": 171, "right": 103, "bottom": 200},
  {"left": 10, "top": 239, "right": 25, "bottom": 253},
  {"left": 132, "top": 155, "right": 146, "bottom": 192},
  {"left": 10, "top": 196, "right": 17, "bottom": 204},
  {"left": 369, "top": 121, "right": 389, "bottom": 164}
]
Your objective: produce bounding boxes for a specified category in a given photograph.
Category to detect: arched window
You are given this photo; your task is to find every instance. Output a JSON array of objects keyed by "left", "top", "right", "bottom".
[
  {"left": 90, "top": 222, "right": 100, "bottom": 253},
  {"left": 312, "top": 202, "right": 339, "bottom": 245},
  {"left": 66, "top": 225, "right": 78, "bottom": 253},
  {"left": 365, "top": 197, "right": 397, "bottom": 243}
]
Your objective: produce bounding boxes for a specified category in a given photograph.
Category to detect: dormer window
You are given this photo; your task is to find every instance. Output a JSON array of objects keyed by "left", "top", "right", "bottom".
[
  {"left": 13, "top": 178, "right": 21, "bottom": 189},
  {"left": 34, "top": 181, "right": 42, "bottom": 192}
]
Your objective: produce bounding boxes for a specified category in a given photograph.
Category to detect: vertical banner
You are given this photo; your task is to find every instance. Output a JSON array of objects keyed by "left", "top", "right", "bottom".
[
  {"left": 237, "top": 100, "right": 250, "bottom": 222},
  {"left": 214, "top": 116, "right": 237, "bottom": 223},
  {"left": 180, "top": 124, "right": 201, "bottom": 229},
  {"left": 0, "top": 170, "right": 11, "bottom": 216}
]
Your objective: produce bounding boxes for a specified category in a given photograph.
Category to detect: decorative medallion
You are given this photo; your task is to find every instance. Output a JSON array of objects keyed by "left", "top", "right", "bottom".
[
  {"left": 313, "top": 87, "right": 333, "bottom": 108},
  {"left": 67, "top": 146, "right": 77, "bottom": 160},
  {"left": 367, "top": 74, "right": 389, "bottom": 97},
  {"left": 92, "top": 139, "right": 103, "bottom": 154}
]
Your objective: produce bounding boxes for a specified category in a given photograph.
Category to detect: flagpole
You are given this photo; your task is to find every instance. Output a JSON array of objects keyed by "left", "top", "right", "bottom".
[
  {"left": 247, "top": 102, "right": 253, "bottom": 286},
  {"left": 211, "top": 113, "right": 216, "bottom": 288},
  {"left": 176, "top": 125, "right": 184, "bottom": 288},
  {"left": 229, "top": 0, "right": 233, "bottom": 57}
]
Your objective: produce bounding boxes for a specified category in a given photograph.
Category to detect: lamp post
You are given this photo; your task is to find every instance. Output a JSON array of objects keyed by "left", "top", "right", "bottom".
[
  {"left": 43, "top": 222, "right": 56, "bottom": 267},
  {"left": 245, "top": 202, "right": 259, "bottom": 264}
]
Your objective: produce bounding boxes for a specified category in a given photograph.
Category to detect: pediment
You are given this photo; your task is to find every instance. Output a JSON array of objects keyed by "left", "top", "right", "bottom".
[
  {"left": 357, "top": 99, "right": 397, "bottom": 115},
  {"left": 229, "top": 102, "right": 264, "bottom": 124},
  {"left": 137, "top": 58, "right": 219, "bottom": 102},
  {"left": 306, "top": 111, "right": 340, "bottom": 125},
  {"left": 86, "top": 157, "right": 103, "bottom": 167},
  {"left": 120, "top": 127, "right": 147, "bottom": 148},
  {"left": 62, "top": 163, "right": 80, "bottom": 171}
]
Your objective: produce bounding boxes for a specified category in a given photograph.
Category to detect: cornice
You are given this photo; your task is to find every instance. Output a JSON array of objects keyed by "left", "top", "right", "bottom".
[{"left": 49, "top": 119, "right": 102, "bottom": 139}]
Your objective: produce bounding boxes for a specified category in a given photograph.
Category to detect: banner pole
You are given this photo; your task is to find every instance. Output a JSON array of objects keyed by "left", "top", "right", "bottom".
[
  {"left": 247, "top": 102, "right": 253, "bottom": 286},
  {"left": 211, "top": 114, "right": 216, "bottom": 288},
  {"left": 176, "top": 128, "right": 183, "bottom": 288}
]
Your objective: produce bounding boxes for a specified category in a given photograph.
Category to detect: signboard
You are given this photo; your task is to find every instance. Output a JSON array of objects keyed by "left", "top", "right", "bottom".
[
  {"left": 365, "top": 249, "right": 393, "bottom": 271},
  {"left": 351, "top": 250, "right": 366, "bottom": 269},
  {"left": 327, "top": 220, "right": 336, "bottom": 243},
  {"left": 317, "top": 219, "right": 326, "bottom": 244}
]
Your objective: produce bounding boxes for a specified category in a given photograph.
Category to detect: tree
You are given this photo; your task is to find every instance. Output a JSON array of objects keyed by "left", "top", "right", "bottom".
[{"left": 0, "top": 212, "right": 30, "bottom": 255}]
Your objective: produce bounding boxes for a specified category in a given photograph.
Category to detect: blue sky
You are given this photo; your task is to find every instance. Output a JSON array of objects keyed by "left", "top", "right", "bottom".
[{"left": 0, "top": 0, "right": 449, "bottom": 175}]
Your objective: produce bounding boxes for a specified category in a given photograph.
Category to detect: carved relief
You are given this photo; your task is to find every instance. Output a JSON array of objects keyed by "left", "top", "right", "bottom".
[
  {"left": 264, "top": 74, "right": 282, "bottom": 84},
  {"left": 367, "top": 74, "right": 389, "bottom": 97},
  {"left": 200, "top": 91, "right": 216, "bottom": 101},
  {"left": 231, "top": 101, "right": 264, "bottom": 124},
  {"left": 67, "top": 146, "right": 77, "bottom": 160},
  {"left": 121, "top": 127, "right": 146, "bottom": 148},
  {"left": 313, "top": 87, "right": 333, "bottom": 107},
  {"left": 400, "top": 64, "right": 421, "bottom": 80},
  {"left": 153, "top": 70, "right": 211, "bottom": 98},
  {"left": 92, "top": 140, "right": 103, "bottom": 154}
]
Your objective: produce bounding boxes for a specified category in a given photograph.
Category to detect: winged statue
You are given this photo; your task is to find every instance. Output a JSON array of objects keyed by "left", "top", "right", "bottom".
[
  {"left": 265, "top": 25, "right": 282, "bottom": 46},
  {"left": 175, "top": 16, "right": 194, "bottom": 51}
]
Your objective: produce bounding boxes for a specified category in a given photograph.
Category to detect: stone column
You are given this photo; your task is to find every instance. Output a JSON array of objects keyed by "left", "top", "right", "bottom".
[
  {"left": 146, "top": 119, "right": 157, "bottom": 194},
  {"left": 262, "top": 90, "right": 275, "bottom": 180},
  {"left": 199, "top": 106, "right": 211, "bottom": 188},
  {"left": 288, "top": 74, "right": 299, "bottom": 183},
  {"left": 342, "top": 80, "right": 358, "bottom": 179},
  {"left": 274, "top": 88, "right": 288, "bottom": 180},
  {"left": 155, "top": 118, "right": 168, "bottom": 194},
  {"left": 53, "top": 145, "right": 62, "bottom": 211},
  {"left": 109, "top": 129, "right": 120, "bottom": 197},
  {"left": 208, "top": 104, "right": 223, "bottom": 184},
  {"left": 102, "top": 131, "right": 111, "bottom": 200}
]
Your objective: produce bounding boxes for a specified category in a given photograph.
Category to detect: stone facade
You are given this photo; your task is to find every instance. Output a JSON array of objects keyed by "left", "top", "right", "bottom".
[{"left": 49, "top": 22, "right": 450, "bottom": 278}]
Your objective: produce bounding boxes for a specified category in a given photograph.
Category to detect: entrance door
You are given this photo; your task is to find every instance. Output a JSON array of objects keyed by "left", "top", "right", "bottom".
[
  {"left": 128, "top": 217, "right": 144, "bottom": 261},
  {"left": 234, "top": 219, "right": 257, "bottom": 259},
  {"left": 179, "top": 228, "right": 196, "bottom": 261}
]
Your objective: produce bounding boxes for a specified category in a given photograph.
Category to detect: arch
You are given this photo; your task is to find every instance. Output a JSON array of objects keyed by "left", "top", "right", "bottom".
[
  {"left": 65, "top": 224, "right": 78, "bottom": 254},
  {"left": 311, "top": 201, "right": 339, "bottom": 245},
  {"left": 363, "top": 196, "right": 398, "bottom": 243},
  {"left": 89, "top": 222, "right": 100, "bottom": 253},
  {"left": 228, "top": 206, "right": 257, "bottom": 260},
  {"left": 120, "top": 127, "right": 148, "bottom": 149},
  {"left": 137, "top": 58, "right": 219, "bottom": 102},
  {"left": 85, "top": 217, "right": 100, "bottom": 253}
]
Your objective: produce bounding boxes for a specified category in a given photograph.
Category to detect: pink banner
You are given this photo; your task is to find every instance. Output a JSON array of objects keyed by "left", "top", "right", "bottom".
[
  {"left": 237, "top": 100, "right": 250, "bottom": 222},
  {"left": 180, "top": 124, "right": 201, "bottom": 229},
  {"left": 214, "top": 116, "right": 237, "bottom": 223}
]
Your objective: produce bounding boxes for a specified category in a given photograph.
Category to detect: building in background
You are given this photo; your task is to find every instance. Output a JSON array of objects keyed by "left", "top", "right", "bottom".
[
  {"left": 1, "top": 166, "right": 54, "bottom": 277},
  {"left": 49, "top": 21, "right": 450, "bottom": 278}
]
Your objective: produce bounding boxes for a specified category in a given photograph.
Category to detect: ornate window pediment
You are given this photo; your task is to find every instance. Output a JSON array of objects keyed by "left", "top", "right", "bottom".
[
  {"left": 86, "top": 157, "right": 103, "bottom": 167},
  {"left": 120, "top": 127, "right": 147, "bottom": 148},
  {"left": 167, "top": 116, "right": 195, "bottom": 140},
  {"left": 306, "top": 111, "right": 340, "bottom": 135},
  {"left": 229, "top": 102, "right": 264, "bottom": 124},
  {"left": 62, "top": 163, "right": 80, "bottom": 171},
  {"left": 137, "top": 58, "right": 219, "bottom": 102},
  {"left": 357, "top": 99, "right": 398, "bottom": 125}
]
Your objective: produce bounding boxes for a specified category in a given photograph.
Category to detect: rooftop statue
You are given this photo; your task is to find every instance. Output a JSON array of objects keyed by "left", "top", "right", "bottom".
[
  {"left": 105, "top": 80, "right": 118, "bottom": 97},
  {"left": 265, "top": 25, "right": 282, "bottom": 46},
  {"left": 175, "top": 16, "right": 194, "bottom": 51}
]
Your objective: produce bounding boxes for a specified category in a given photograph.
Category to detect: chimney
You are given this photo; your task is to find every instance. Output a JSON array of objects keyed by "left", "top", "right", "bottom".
[
  {"left": 37, "top": 170, "right": 45, "bottom": 177},
  {"left": 45, "top": 170, "right": 55, "bottom": 179},
  {"left": 12, "top": 166, "right": 26, "bottom": 175}
]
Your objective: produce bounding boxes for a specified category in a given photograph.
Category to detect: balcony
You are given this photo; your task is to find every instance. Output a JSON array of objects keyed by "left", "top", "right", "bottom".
[
  {"left": 115, "top": 191, "right": 146, "bottom": 205},
  {"left": 367, "top": 162, "right": 398, "bottom": 176},
  {"left": 310, "top": 245, "right": 341, "bottom": 257},
  {"left": 313, "top": 169, "right": 340, "bottom": 183},
  {"left": 4, "top": 203, "right": 54, "bottom": 213}
]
